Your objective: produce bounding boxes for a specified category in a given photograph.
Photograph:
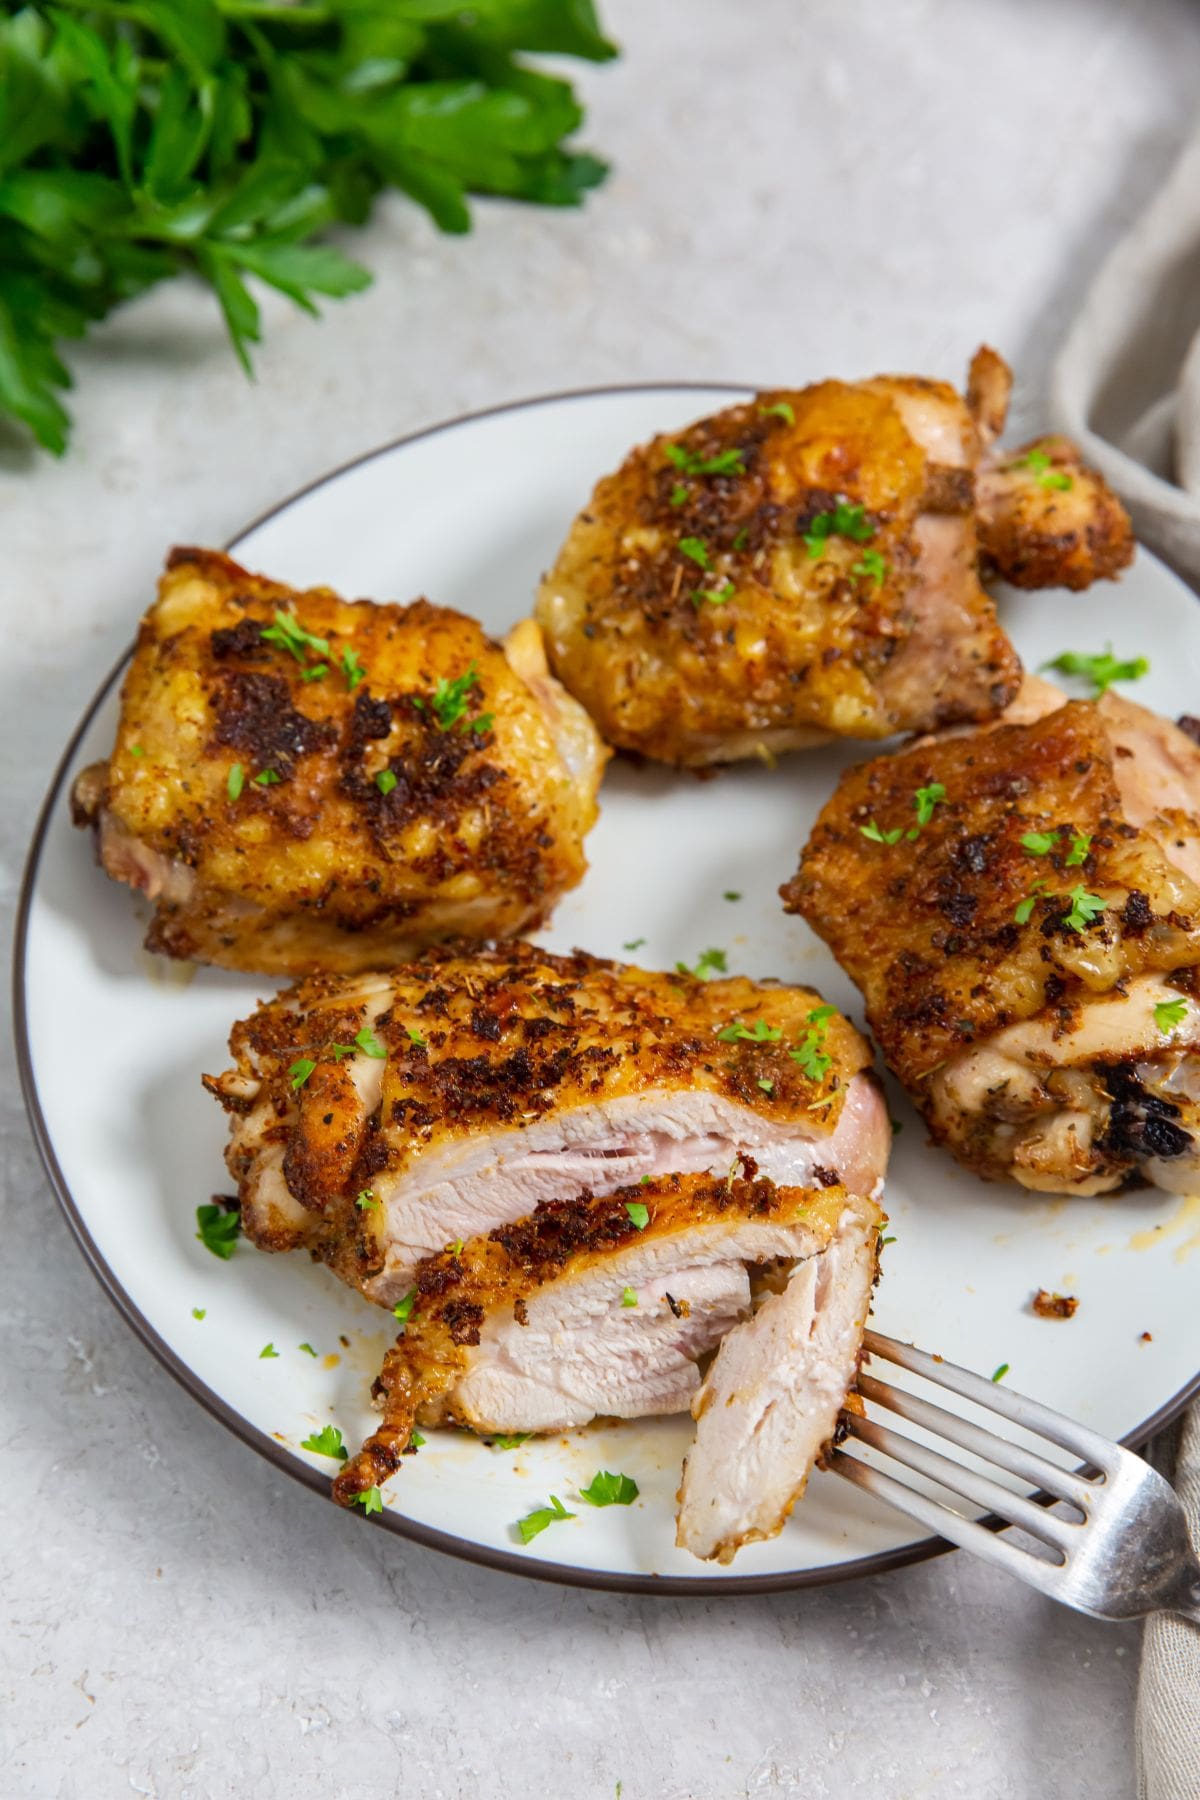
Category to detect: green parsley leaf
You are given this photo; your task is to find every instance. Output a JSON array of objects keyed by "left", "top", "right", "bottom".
[
  {"left": 129, "top": 744, "right": 145, "bottom": 758},
  {"left": 623, "top": 937, "right": 647, "bottom": 952},
  {"left": 789, "top": 1004, "right": 837, "bottom": 1083},
  {"left": 328, "top": 1044, "right": 356, "bottom": 1061},
  {"left": 350, "top": 1486, "right": 383, "bottom": 1515},
  {"left": 1062, "top": 886, "right": 1106, "bottom": 932},
  {"left": 252, "top": 768, "right": 280, "bottom": 786},
  {"left": 678, "top": 536, "right": 711, "bottom": 570},
  {"left": 625, "top": 1201, "right": 650, "bottom": 1230},
  {"left": 860, "top": 821, "right": 904, "bottom": 845},
  {"left": 692, "top": 582, "right": 736, "bottom": 608},
  {"left": 669, "top": 483, "right": 689, "bottom": 507},
  {"left": 757, "top": 1077, "right": 775, "bottom": 1095},
  {"left": 427, "top": 663, "right": 485, "bottom": 731},
  {"left": 723, "top": 890, "right": 742, "bottom": 901},
  {"left": 355, "top": 1025, "right": 386, "bottom": 1058},
  {"left": 261, "top": 610, "right": 330, "bottom": 666},
  {"left": 356, "top": 1189, "right": 379, "bottom": 1210},
  {"left": 192, "top": 1307, "right": 206, "bottom": 1320},
  {"left": 1013, "top": 886, "right": 1045, "bottom": 925},
  {"left": 1155, "top": 997, "right": 1188, "bottom": 1036},
  {"left": 991, "top": 1362, "right": 1010, "bottom": 1384},
  {"left": 804, "top": 501, "right": 874, "bottom": 556},
  {"left": 392, "top": 1290, "right": 417, "bottom": 1325},
  {"left": 1016, "top": 448, "right": 1073, "bottom": 491},
  {"left": 299, "top": 1342, "right": 317, "bottom": 1357},
  {"left": 665, "top": 443, "right": 746, "bottom": 478},
  {"left": 1020, "top": 830, "right": 1059, "bottom": 856},
  {"left": 195, "top": 1203, "right": 239, "bottom": 1260},
  {"left": 732, "top": 527, "right": 750, "bottom": 552},
  {"left": 289, "top": 1058, "right": 316, "bottom": 1089},
  {"left": 259, "top": 1342, "right": 279, "bottom": 1359},
  {"left": 446, "top": 1239, "right": 464, "bottom": 1256},
  {"left": 759, "top": 400, "right": 795, "bottom": 426},
  {"left": 409, "top": 1429, "right": 426, "bottom": 1450},
  {"left": 376, "top": 769, "right": 398, "bottom": 796},
  {"left": 300, "top": 1425, "right": 348, "bottom": 1462},
  {"left": 880, "top": 1235, "right": 897, "bottom": 1246},
  {"left": 852, "top": 548, "right": 888, "bottom": 588},
  {"left": 676, "top": 946, "right": 728, "bottom": 979},
  {"left": 579, "top": 1470, "right": 639, "bottom": 1507},
  {"left": 1042, "top": 646, "right": 1150, "bottom": 695},
  {"left": 517, "top": 1494, "right": 575, "bottom": 1544},
  {"left": 621, "top": 1286, "right": 638, "bottom": 1308},
  {"left": 1066, "top": 833, "right": 1092, "bottom": 868},
  {"left": 300, "top": 664, "right": 328, "bottom": 684},
  {"left": 716, "top": 1018, "right": 782, "bottom": 1043},
  {"left": 489, "top": 1432, "right": 532, "bottom": 1451},
  {"left": 340, "top": 647, "right": 366, "bottom": 691},
  {"left": 913, "top": 782, "right": 946, "bottom": 828},
  {"left": 406, "top": 1026, "right": 427, "bottom": 1048},
  {"left": 227, "top": 762, "right": 244, "bottom": 802}
]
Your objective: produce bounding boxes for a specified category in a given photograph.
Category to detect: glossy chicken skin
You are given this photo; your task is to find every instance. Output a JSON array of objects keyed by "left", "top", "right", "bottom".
[
  {"left": 536, "top": 358, "right": 1022, "bottom": 765},
  {"left": 71, "top": 549, "right": 607, "bottom": 975},
  {"left": 331, "top": 1167, "right": 880, "bottom": 1569},
  {"left": 205, "top": 941, "right": 889, "bottom": 1305},
  {"left": 786, "top": 701, "right": 1200, "bottom": 1195}
]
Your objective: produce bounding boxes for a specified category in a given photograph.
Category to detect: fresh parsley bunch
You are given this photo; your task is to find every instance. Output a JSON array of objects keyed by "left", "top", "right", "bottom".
[{"left": 0, "top": 0, "right": 615, "bottom": 453}]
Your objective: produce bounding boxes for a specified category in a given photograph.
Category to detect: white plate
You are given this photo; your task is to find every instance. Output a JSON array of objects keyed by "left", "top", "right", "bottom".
[{"left": 16, "top": 385, "right": 1200, "bottom": 1594}]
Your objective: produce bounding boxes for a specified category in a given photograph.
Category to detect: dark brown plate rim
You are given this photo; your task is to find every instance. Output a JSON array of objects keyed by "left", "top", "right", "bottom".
[{"left": 14, "top": 381, "right": 1200, "bottom": 1597}]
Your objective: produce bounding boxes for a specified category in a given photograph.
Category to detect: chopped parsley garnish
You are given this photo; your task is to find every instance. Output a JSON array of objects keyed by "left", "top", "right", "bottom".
[
  {"left": 759, "top": 400, "right": 795, "bottom": 426},
  {"left": 356, "top": 1189, "right": 379, "bottom": 1210},
  {"left": 623, "top": 937, "right": 646, "bottom": 952},
  {"left": 852, "top": 548, "right": 888, "bottom": 588},
  {"left": 880, "top": 1235, "right": 897, "bottom": 1246},
  {"left": 669, "top": 483, "right": 689, "bottom": 507},
  {"left": 1155, "top": 998, "right": 1188, "bottom": 1036},
  {"left": 446, "top": 1239, "right": 464, "bottom": 1256},
  {"left": 340, "top": 647, "right": 366, "bottom": 691},
  {"left": 328, "top": 1043, "right": 356, "bottom": 1061},
  {"left": 489, "top": 1432, "right": 532, "bottom": 1450},
  {"left": 300, "top": 1425, "right": 348, "bottom": 1461},
  {"left": 732, "top": 526, "right": 750, "bottom": 552},
  {"left": 195, "top": 1203, "right": 239, "bottom": 1260},
  {"left": 375, "top": 768, "right": 397, "bottom": 796},
  {"left": 860, "top": 821, "right": 904, "bottom": 845},
  {"left": 579, "top": 1470, "right": 639, "bottom": 1507},
  {"left": 991, "top": 1362, "right": 1010, "bottom": 1384},
  {"left": 692, "top": 581, "right": 736, "bottom": 608},
  {"left": 665, "top": 443, "right": 746, "bottom": 478},
  {"left": 676, "top": 947, "right": 728, "bottom": 980},
  {"left": 804, "top": 501, "right": 874, "bottom": 557},
  {"left": 1020, "top": 830, "right": 1059, "bottom": 856},
  {"left": 678, "top": 536, "right": 711, "bottom": 570},
  {"left": 757, "top": 1077, "right": 775, "bottom": 1095},
  {"left": 253, "top": 768, "right": 281, "bottom": 786},
  {"left": 517, "top": 1494, "right": 575, "bottom": 1543},
  {"left": 723, "top": 890, "right": 742, "bottom": 902},
  {"left": 425, "top": 662, "right": 485, "bottom": 731},
  {"left": 355, "top": 1025, "right": 386, "bottom": 1058},
  {"left": 299, "top": 1341, "right": 317, "bottom": 1357},
  {"left": 289, "top": 1058, "right": 316, "bottom": 1089},
  {"left": 401, "top": 1027, "right": 426, "bottom": 1050},
  {"left": 1016, "top": 447, "right": 1073, "bottom": 491},
  {"left": 716, "top": 1018, "right": 781, "bottom": 1043},
  {"left": 300, "top": 663, "right": 328, "bottom": 683},
  {"left": 227, "top": 762, "right": 244, "bottom": 802},
  {"left": 1066, "top": 833, "right": 1092, "bottom": 867},
  {"left": 259, "top": 1342, "right": 279, "bottom": 1359},
  {"left": 392, "top": 1290, "right": 417, "bottom": 1325},
  {"left": 625, "top": 1201, "right": 650, "bottom": 1230},
  {"left": 409, "top": 1429, "right": 426, "bottom": 1449},
  {"left": 913, "top": 782, "right": 946, "bottom": 828},
  {"left": 1043, "top": 645, "right": 1149, "bottom": 695},
  {"left": 350, "top": 1486, "right": 383, "bottom": 1514},
  {"left": 129, "top": 744, "right": 145, "bottom": 757},
  {"left": 1062, "top": 886, "right": 1106, "bottom": 932},
  {"left": 261, "top": 609, "right": 330, "bottom": 666},
  {"left": 621, "top": 1287, "right": 638, "bottom": 1308},
  {"left": 789, "top": 1004, "right": 837, "bottom": 1083},
  {"left": 1013, "top": 884, "right": 1046, "bottom": 925},
  {"left": 192, "top": 1307, "right": 206, "bottom": 1320}
]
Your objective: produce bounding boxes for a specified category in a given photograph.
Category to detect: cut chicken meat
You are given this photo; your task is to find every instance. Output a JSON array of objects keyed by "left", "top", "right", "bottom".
[
  {"left": 677, "top": 1199, "right": 877, "bottom": 1562},
  {"left": 205, "top": 941, "right": 890, "bottom": 1304},
  {"left": 330, "top": 1166, "right": 881, "bottom": 1565},
  {"left": 785, "top": 700, "right": 1200, "bottom": 1196},
  {"left": 536, "top": 355, "right": 1023, "bottom": 766},
  {"left": 71, "top": 548, "right": 608, "bottom": 974}
]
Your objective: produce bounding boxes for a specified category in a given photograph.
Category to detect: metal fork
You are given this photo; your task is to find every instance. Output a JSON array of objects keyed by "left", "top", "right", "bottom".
[{"left": 829, "top": 1329, "right": 1200, "bottom": 1624}]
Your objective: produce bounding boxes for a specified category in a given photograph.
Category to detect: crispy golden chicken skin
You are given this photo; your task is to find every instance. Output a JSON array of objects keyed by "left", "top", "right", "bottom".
[
  {"left": 536, "top": 363, "right": 1022, "bottom": 765},
  {"left": 71, "top": 549, "right": 608, "bottom": 974},
  {"left": 204, "top": 940, "right": 888, "bottom": 1305},
  {"left": 785, "top": 702, "right": 1200, "bottom": 1195}
]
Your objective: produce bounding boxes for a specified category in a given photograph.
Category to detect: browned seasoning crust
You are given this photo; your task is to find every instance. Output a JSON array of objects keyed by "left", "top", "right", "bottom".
[
  {"left": 72, "top": 548, "right": 606, "bottom": 974},
  {"left": 977, "top": 435, "right": 1134, "bottom": 591},
  {"left": 332, "top": 1166, "right": 849, "bottom": 1505},
  {"left": 1032, "top": 1289, "right": 1079, "bottom": 1319},
  {"left": 204, "top": 939, "right": 874, "bottom": 1291}
]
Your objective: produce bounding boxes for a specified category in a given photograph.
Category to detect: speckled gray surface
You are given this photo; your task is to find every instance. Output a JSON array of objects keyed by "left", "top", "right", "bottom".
[{"left": 5, "top": 3, "right": 1199, "bottom": 1794}]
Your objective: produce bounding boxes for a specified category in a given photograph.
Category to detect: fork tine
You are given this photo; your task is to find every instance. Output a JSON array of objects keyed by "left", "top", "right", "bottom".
[
  {"left": 828, "top": 1448, "right": 1065, "bottom": 1595},
  {"left": 862, "top": 1329, "right": 1119, "bottom": 1470},
  {"left": 856, "top": 1371, "right": 1093, "bottom": 1510},
  {"left": 842, "top": 1411, "right": 1076, "bottom": 1550}
]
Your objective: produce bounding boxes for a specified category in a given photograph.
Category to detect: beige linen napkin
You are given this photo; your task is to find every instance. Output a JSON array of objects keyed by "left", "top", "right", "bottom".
[{"left": 1050, "top": 121, "right": 1200, "bottom": 1800}]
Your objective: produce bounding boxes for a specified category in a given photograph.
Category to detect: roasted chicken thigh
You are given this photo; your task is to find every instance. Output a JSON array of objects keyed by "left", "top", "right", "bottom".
[
  {"left": 205, "top": 941, "right": 889, "bottom": 1305},
  {"left": 535, "top": 349, "right": 1131, "bottom": 767},
  {"left": 72, "top": 549, "right": 607, "bottom": 975},
  {"left": 786, "top": 699, "right": 1200, "bottom": 1197},
  {"left": 331, "top": 1167, "right": 881, "bottom": 1564}
]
